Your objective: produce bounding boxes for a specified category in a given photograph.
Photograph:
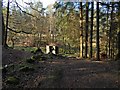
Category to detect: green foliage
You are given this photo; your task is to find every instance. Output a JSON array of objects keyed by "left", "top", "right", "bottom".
[
  {"left": 3, "top": 0, "right": 120, "bottom": 58},
  {"left": 34, "top": 48, "right": 43, "bottom": 54},
  {"left": 6, "top": 76, "right": 19, "bottom": 85}
]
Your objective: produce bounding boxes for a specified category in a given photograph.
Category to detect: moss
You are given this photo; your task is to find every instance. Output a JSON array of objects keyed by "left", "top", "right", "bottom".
[
  {"left": 26, "top": 58, "right": 35, "bottom": 63},
  {"left": 19, "top": 66, "right": 34, "bottom": 72},
  {"left": 34, "top": 48, "right": 43, "bottom": 54},
  {"left": 31, "top": 55, "right": 47, "bottom": 61},
  {"left": 6, "top": 76, "right": 19, "bottom": 85}
]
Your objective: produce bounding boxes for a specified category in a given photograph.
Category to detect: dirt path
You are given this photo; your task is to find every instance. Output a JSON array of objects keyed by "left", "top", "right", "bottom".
[
  {"left": 2, "top": 48, "right": 119, "bottom": 88},
  {"left": 25, "top": 59, "right": 119, "bottom": 88}
]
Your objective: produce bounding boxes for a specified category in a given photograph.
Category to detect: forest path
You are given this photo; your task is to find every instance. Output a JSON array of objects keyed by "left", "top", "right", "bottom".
[
  {"left": 2, "top": 48, "right": 119, "bottom": 88},
  {"left": 25, "top": 59, "right": 119, "bottom": 88}
]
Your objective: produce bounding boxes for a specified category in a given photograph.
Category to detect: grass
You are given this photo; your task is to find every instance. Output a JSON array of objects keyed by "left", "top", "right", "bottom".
[
  {"left": 6, "top": 76, "right": 19, "bottom": 85},
  {"left": 14, "top": 46, "right": 46, "bottom": 53}
]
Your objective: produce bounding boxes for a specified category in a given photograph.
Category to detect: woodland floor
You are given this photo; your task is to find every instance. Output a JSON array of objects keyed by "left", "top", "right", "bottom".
[{"left": 2, "top": 47, "right": 120, "bottom": 88}]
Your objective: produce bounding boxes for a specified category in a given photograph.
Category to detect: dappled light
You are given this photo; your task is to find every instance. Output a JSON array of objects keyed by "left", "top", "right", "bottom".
[{"left": 1, "top": 0, "right": 120, "bottom": 88}]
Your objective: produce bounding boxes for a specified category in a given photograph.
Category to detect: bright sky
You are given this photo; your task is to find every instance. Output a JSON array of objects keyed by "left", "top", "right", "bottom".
[
  {"left": 3, "top": 0, "right": 56, "bottom": 8},
  {"left": 40, "top": 0, "right": 56, "bottom": 7},
  {"left": 23, "top": 0, "right": 56, "bottom": 8}
]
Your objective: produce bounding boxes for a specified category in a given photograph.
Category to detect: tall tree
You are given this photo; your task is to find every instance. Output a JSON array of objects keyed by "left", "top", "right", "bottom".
[
  {"left": 4, "top": 0, "right": 10, "bottom": 47},
  {"left": 79, "top": 2, "right": 83, "bottom": 58},
  {"left": 1, "top": 0, "right": 6, "bottom": 46},
  {"left": 96, "top": 2, "right": 100, "bottom": 60},
  {"left": 90, "top": 2, "right": 94, "bottom": 58},
  {"left": 85, "top": 2, "right": 89, "bottom": 58},
  {"left": 2, "top": 12, "right": 5, "bottom": 46},
  {"left": 118, "top": 2, "right": 120, "bottom": 59},
  {"left": 105, "top": 3, "right": 109, "bottom": 57},
  {"left": 108, "top": 2, "right": 114, "bottom": 58}
]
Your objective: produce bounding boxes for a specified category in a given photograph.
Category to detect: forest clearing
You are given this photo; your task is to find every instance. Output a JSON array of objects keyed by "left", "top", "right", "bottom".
[{"left": 1, "top": 0, "right": 120, "bottom": 89}]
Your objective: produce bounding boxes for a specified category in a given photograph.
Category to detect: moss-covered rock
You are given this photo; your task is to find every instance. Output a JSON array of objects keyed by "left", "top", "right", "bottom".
[{"left": 6, "top": 76, "right": 19, "bottom": 85}]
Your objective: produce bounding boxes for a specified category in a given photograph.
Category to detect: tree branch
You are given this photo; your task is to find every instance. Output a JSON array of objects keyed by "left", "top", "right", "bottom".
[
  {"left": 24, "top": 2, "right": 42, "bottom": 14},
  {"left": 7, "top": 27, "right": 32, "bottom": 34},
  {"left": 15, "top": 1, "right": 39, "bottom": 19}
]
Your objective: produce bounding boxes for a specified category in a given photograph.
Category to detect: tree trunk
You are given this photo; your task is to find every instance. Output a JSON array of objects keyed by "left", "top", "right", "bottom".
[
  {"left": 108, "top": 3, "right": 114, "bottom": 59},
  {"left": 116, "top": 32, "right": 120, "bottom": 59},
  {"left": 96, "top": 2, "right": 100, "bottom": 60},
  {"left": 116, "top": 2, "right": 120, "bottom": 60},
  {"left": 4, "top": 0, "right": 10, "bottom": 47},
  {"left": 85, "top": 2, "right": 89, "bottom": 58},
  {"left": 90, "top": 2, "right": 94, "bottom": 58},
  {"left": 2, "top": 12, "right": 5, "bottom": 46},
  {"left": 79, "top": 2, "right": 83, "bottom": 58},
  {"left": 1, "top": 1, "right": 5, "bottom": 46},
  {"left": 106, "top": 4, "right": 109, "bottom": 57}
]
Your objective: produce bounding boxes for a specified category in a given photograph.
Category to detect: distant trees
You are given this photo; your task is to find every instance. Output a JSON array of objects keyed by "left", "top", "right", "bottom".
[
  {"left": 54, "top": 2, "right": 80, "bottom": 54},
  {"left": 2, "top": 0, "right": 52, "bottom": 47},
  {"left": 2, "top": 0, "right": 120, "bottom": 60}
]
